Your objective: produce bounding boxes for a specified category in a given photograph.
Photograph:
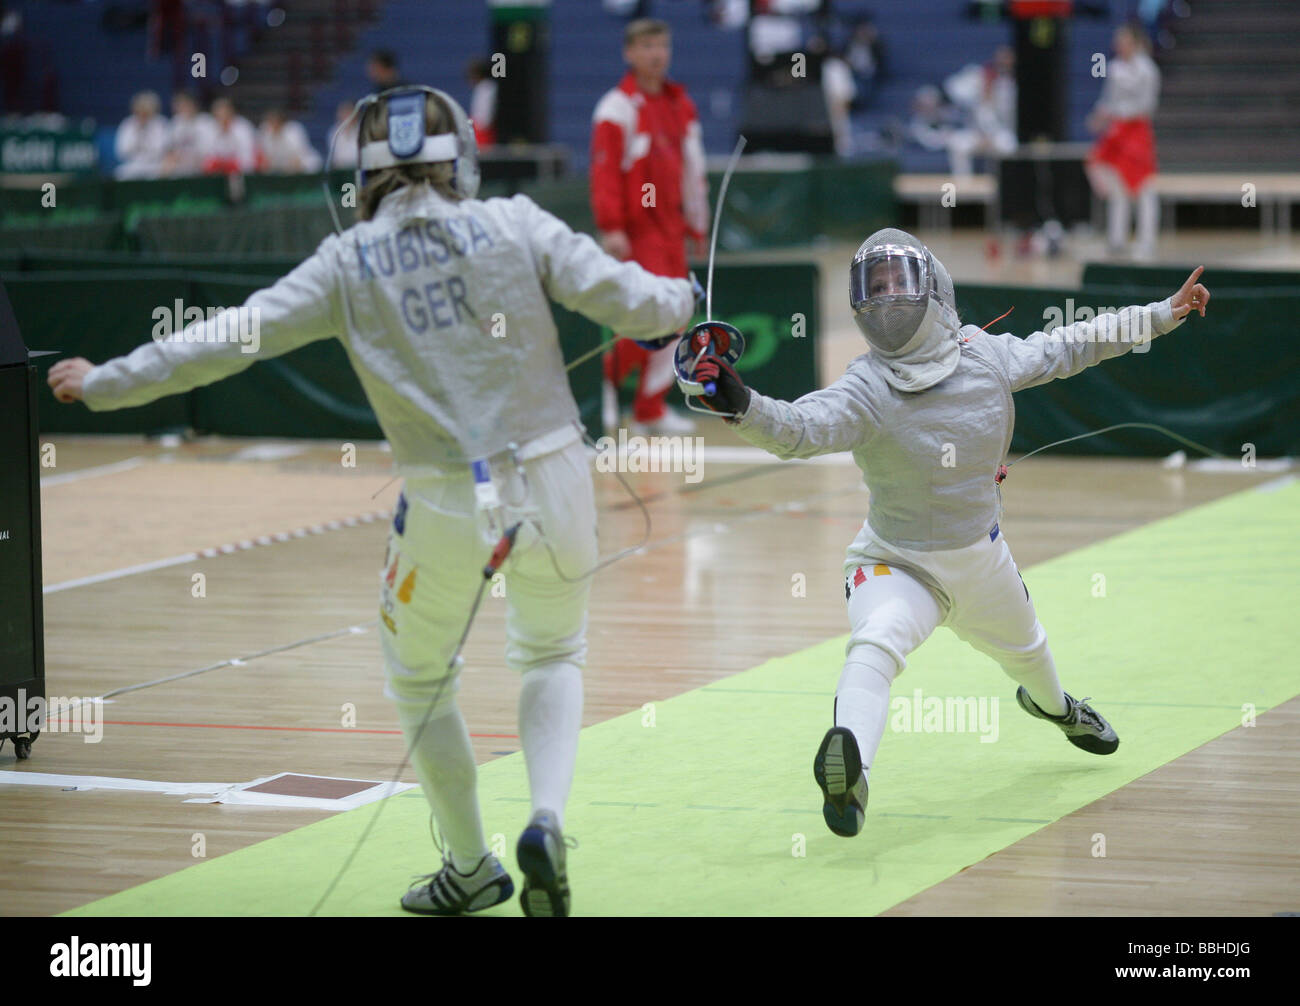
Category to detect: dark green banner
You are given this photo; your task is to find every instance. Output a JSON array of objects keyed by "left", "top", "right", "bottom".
[
  {"left": 11, "top": 261, "right": 822, "bottom": 442},
  {"left": 958, "top": 281, "right": 1298, "bottom": 458}
]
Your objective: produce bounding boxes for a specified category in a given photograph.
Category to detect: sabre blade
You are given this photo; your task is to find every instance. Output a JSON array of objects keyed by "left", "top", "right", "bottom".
[{"left": 706, "top": 136, "right": 747, "bottom": 322}]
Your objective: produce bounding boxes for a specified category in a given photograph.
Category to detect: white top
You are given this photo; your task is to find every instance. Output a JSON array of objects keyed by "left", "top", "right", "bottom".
[
  {"left": 201, "top": 115, "right": 258, "bottom": 171},
  {"left": 84, "top": 186, "right": 695, "bottom": 472},
  {"left": 470, "top": 80, "right": 497, "bottom": 129},
  {"left": 114, "top": 115, "right": 169, "bottom": 179},
  {"left": 736, "top": 299, "right": 1185, "bottom": 551},
  {"left": 1096, "top": 52, "right": 1160, "bottom": 120},
  {"left": 258, "top": 120, "right": 322, "bottom": 173},
  {"left": 166, "top": 113, "right": 216, "bottom": 175}
]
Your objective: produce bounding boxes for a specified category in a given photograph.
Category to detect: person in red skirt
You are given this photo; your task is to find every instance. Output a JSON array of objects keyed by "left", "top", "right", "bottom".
[
  {"left": 1087, "top": 24, "right": 1161, "bottom": 260},
  {"left": 591, "top": 18, "right": 709, "bottom": 434}
]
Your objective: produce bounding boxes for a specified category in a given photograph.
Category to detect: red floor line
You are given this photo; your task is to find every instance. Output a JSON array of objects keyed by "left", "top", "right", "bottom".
[{"left": 82, "top": 719, "right": 518, "bottom": 739}]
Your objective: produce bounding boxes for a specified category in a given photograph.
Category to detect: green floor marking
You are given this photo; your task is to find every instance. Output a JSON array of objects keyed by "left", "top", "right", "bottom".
[{"left": 66, "top": 480, "right": 1299, "bottom": 916}]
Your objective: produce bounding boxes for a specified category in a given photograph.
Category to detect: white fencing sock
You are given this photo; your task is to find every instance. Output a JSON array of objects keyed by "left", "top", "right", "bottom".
[
  {"left": 397, "top": 701, "right": 488, "bottom": 873},
  {"left": 518, "top": 661, "right": 584, "bottom": 828},
  {"left": 1000, "top": 646, "right": 1069, "bottom": 718},
  {"left": 835, "top": 644, "right": 898, "bottom": 782}
]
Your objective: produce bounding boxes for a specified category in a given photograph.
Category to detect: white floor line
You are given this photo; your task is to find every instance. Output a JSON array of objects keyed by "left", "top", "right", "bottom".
[
  {"left": 40, "top": 456, "right": 146, "bottom": 487},
  {"left": 42, "top": 509, "right": 392, "bottom": 594},
  {"left": 44, "top": 552, "right": 201, "bottom": 594}
]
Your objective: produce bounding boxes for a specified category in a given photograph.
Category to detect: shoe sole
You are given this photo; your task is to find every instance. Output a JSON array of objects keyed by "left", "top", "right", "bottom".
[
  {"left": 1067, "top": 734, "right": 1120, "bottom": 756},
  {"left": 400, "top": 878, "right": 514, "bottom": 916},
  {"left": 814, "top": 727, "right": 866, "bottom": 838},
  {"left": 516, "top": 827, "right": 569, "bottom": 918}
]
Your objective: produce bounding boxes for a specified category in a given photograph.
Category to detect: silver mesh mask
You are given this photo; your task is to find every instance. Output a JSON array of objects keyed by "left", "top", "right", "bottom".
[{"left": 849, "top": 229, "right": 954, "bottom": 354}]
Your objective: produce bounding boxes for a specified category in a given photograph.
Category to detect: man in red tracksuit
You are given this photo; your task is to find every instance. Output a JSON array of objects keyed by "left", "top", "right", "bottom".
[{"left": 591, "top": 18, "right": 709, "bottom": 434}]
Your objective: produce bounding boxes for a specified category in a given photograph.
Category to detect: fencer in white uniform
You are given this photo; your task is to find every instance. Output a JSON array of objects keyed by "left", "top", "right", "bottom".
[
  {"left": 688, "top": 228, "right": 1209, "bottom": 838},
  {"left": 49, "top": 87, "right": 695, "bottom": 914}
]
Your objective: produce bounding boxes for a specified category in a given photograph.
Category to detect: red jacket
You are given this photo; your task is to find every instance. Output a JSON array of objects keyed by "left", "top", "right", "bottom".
[{"left": 590, "top": 72, "right": 709, "bottom": 277}]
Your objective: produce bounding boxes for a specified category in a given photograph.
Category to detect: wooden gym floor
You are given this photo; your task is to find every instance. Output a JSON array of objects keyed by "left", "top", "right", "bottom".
[{"left": 5, "top": 432, "right": 1295, "bottom": 916}]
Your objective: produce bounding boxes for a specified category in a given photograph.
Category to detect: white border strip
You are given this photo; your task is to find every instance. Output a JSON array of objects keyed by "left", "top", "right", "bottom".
[{"left": 40, "top": 456, "right": 146, "bottom": 487}]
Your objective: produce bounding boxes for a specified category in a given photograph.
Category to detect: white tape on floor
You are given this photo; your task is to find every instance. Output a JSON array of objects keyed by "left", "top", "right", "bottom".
[{"left": 0, "top": 770, "right": 414, "bottom": 810}]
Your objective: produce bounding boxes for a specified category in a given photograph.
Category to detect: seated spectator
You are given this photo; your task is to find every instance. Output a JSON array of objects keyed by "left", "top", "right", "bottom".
[
  {"left": 944, "top": 45, "right": 1017, "bottom": 176},
  {"left": 161, "top": 91, "right": 215, "bottom": 176},
  {"left": 466, "top": 58, "right": 497, "bottom": 149},
  {"left": 115, "top": 91, "right": 169, "bottom": 179},
  {"left": 258, "top": 108, "right": 322, "bottom": 173},
  {"left": 328, "top": 100, "right": 360, "bottom": 168},
  {"left": 200, "top": 97, "right": 257, "bottom": 174},
  {"left": 907, "top": 85, "right": 962, "bottom": 153}
]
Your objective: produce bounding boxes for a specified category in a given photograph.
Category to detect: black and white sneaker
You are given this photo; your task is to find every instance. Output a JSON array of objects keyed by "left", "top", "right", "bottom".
[
  {"left": 516, "top": 810, "right": 573, "bottom": 917},
  {"left": 400, "top": 854, "right": 514, "bottom": 915},
  {"left": 1016, "top": 687, "right": 1120, "bottom": 755},
  {"left": 814, "top": 726, "right": 868, "bottom": 837}
]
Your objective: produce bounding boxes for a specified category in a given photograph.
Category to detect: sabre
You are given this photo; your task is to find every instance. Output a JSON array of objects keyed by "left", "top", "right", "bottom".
[
  {"left": 674, "top": 135, "right": 748, "bottom": 412},
  {"left": 706, "top": 135, "right": 746, "bottom": 324}
]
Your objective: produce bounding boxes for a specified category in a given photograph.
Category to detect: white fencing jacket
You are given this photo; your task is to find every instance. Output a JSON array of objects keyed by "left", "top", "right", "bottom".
[
  {"left": 84, "top": 185, "right": 695, "bottom": 472},
  {"left": 736, "top": 299, "right": 1185, "bottom": 551}
]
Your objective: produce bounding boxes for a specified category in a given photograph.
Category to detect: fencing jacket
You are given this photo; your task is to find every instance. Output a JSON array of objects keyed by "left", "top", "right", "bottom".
[
  {"left": 735, "top": 299, "right": 1185, "bottom": 551},
  {"left": 83, "top": 185, "right": 695, "bottom": 473}
]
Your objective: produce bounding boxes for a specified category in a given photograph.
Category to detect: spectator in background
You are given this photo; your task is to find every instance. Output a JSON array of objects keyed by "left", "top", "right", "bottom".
[
  {"left": 821, "top": 41, "right": 857, "bottom": 157},
  {"left": 366, "top": 49, "right": 405, "bottom": 92},
  {"left": 258, "top": 108, "right": 322, "bottom": 173},
  {"left": 845, "top": 16, "right": 883, "bottom": 106},
  {"left": 591, "top": 17, "right": 708, "bottom": 435},
  {"left": 201, "top": 97, "right": 257, "bottom": 174},
  {"left": 328, "top": 100, "right": 360, "bottom": 169},
  {"left": 115, "top": 91, "right": 170, "bottom": 179},
  {"left": 907, "top": 84, "right": 961, "bottom": 155},
  {"left": 161, "top": 91, "right": 215, "bottom": 176},
  {"left": 1087, "top": 24, "right": 1161, "bottom": 259},
  {"left": 466, "top": 58, "right": 498, "bottom": 149},
  {"left": 944, "top": 44, "right": 1016, "bottom": 177}
]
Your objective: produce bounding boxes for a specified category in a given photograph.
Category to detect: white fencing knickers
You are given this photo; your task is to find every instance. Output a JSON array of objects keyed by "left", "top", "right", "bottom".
[
  {"left": 835, "top": 521, "right": 1069, "bottom": 777},
  {"left": 379, "top": 434, "right": 598, "bottom": 708}
]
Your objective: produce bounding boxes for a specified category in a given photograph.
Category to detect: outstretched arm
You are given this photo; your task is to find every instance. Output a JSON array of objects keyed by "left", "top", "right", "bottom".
[
  {"left": 50, "top": 241, "right": 342, "bottom": 410},
  {"left": 990, "top": 267, "right": 1209, "bottom": 393},
  {"left": 691, "top": 354, "right": 879, "bottom": 460}
]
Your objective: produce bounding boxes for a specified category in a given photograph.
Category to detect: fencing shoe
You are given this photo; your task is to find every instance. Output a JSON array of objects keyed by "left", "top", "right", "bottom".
[
  {"left": 1016, "top": 687, "right": 1120, "bottom": 755},
  {"left": 516, "top": 809, "right": 572, "bottom": 917},
  {"left": 814, "top": 726, "right": 868, "bottom": 837},
  {"left": 400, "top": 854, "right": 514, "bottom": 916}
]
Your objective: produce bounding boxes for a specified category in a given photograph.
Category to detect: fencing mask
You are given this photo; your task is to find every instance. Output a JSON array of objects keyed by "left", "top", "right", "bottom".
[
  {"left": 849, "top": 228, "right": 961, "bottom": 392},
  {"left": 356, "top": 86, "right": 480, "bottom": 199}
]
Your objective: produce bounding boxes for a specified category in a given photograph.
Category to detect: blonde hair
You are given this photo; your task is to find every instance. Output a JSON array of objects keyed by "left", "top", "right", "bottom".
[
  {"left": 357, "top": 91, "right": 461, "bottom": 221},
  {"left": 624, "top": 18, "right": 669, "bottom": 47}
]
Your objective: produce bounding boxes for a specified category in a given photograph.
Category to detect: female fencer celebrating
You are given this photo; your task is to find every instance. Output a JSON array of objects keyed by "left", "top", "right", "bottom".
[
  {"left": 686, "top": 228, "right": 1209, "bottom": 838},
  {"left": 48, "top": 87, "right": 696, "bottom": 914}
]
